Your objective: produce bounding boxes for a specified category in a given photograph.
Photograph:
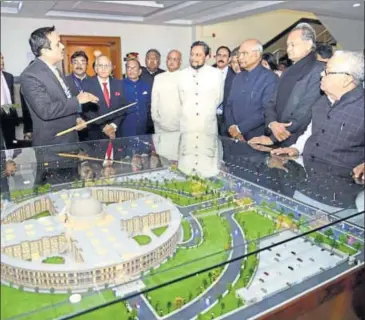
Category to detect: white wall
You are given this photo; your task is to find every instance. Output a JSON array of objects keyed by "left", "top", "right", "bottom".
[
  {"left": 317, "top": 15, "right": 364, "bottom": 51},
  {"left": 1, "top": 16, "right": 192, "bottom": 76}
]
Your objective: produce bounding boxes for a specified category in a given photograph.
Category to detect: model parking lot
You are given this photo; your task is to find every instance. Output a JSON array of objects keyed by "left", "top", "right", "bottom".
[{"left": 237, "top": 230, "right": 344, "bottom": 303}]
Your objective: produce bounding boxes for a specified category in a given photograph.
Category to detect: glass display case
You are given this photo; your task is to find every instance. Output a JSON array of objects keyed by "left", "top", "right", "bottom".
[{"left": 1, "top": 133, "right": 364, "bottom": 320}]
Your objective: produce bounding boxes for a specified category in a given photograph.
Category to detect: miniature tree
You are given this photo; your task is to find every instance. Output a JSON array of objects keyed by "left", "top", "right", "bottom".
[
  {"left": 217, "top": 293, "right": 223, "bottom": 302},
  {"left": 208, "top": 271, "right": 213, "bottom": 283},
  {"left": 197, "top": 313, "right": 203, "bottom": 320},
  {"left": 203, "top": 278, "right": 209, "bottom": 289},
  {"left": 353, "top": 242, "right": 363, "bottom": 251},
  {"left": 339, "top": 234, "right": 348, "bottom": 245},
  {"left": 174, "top": 297, "right": 184, "bottom": 309},
  {"left": 189, "top": 291, "right": 193, "bottom": 301},
  {"left": 167, "top": 301, "right": 172, "bottom": 313},
  {"left": 288, "top": 213, "right": 295, "bottom": 220},
  {"left": 227, "top": 282, "right": 233, "bottom": 292},
  {"left": 325, "top": 229, "right": 334, "bottom": 238},
  {"left": 314, "top": 234, "right": 324, "bottom": 245},
  {"left": 130, "top": 309, "right": 138, "bottom": 320}
]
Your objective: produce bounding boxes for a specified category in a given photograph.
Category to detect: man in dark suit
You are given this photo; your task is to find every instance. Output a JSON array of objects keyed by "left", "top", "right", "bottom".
[
  {"left": 19, "top": 26, "right": 98, "bottom": 147},
  {"left": 65, "top": 51, "right": 90, "bottom": 97},
  {"left": 271, "top": 50, "right": 364, "bottom": 170},
  {"left": 82, "top": 55, "right": 127, "bottom": 141},
  {"left": 65, "top": 51, "right": 90, "bottom": 141},
  {"left": 249, "top": 23, "right": 324, "bottom": 147},
  {"left": 140, "top": 49, "right": 165, "bottom": 88},
  {"left": 1, "top": 52, "right": 19, "bottom": 149},
  {"left": 213, "top": 46, "right": 236, "bottom": 135},
  {"left": 225, "top": 40, "right": 278, "bottom": 141}
]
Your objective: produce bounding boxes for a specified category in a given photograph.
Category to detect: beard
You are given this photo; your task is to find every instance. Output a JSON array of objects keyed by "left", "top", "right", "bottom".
[{"left": 190, "top": 62, "right": 205, "bottom": 70}]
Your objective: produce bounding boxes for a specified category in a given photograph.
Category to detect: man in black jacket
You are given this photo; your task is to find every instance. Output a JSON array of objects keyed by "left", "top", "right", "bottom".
[
  {"left": 271, "top": 50, "right": 364, "bottom": 170},
  {"left": 249, "top": 23, "right": 324, "bottom": 147},
  {"left": 1, "top": 52, "right": 19, "bottom": 149},
  {"left": 140, "top": 49, "right": 165, "bottom": 88}
]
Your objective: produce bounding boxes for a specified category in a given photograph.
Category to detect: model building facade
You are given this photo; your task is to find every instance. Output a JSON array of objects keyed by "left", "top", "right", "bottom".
[{"left": 1, "top": 188, "right": 181, "bottom": 292}]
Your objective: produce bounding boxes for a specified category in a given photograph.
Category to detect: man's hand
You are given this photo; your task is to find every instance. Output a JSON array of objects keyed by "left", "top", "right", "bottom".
[
  {"left": 270, "top": 121, "right": 292, "bottom": 142},
  {"left": 103, "top": 124, "right": 116, "bottom": 139},
  {"left": 75, "top": 118, "right": 87, "bottom": 131},
  {"left": 248, "top": 136, "right": 273, "bottom": 146},
  {"left": 271, "top": 147, "right": 299, "bottom": 157},
  {"left": 77, "top": 92, "right": 99, "bottom": 104},
  {"left": 228, "top": 125, "right": 240, "bottom": 138},
  {"left": 24, "top": 132, "right": 32, "bottom": 141},
  {"left": 266, "top": 155, "right": 289, "bottom": 173},
  {"left": 353, "top": 163, "right": 365, "bottom": 183},
  {"left": 5, "top": 160, "right": 16, "bottom": 176}
]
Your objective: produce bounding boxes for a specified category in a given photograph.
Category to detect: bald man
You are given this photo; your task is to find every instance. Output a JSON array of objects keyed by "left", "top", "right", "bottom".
[
  {"left": 225, "top": 39, "right": 278, "bottom": 140},
  {"left": 82, "top": 55, "right": 127, "bottom": 140},
  {"left": 152, "top": 50, "right": 182, "bottom": 133}
]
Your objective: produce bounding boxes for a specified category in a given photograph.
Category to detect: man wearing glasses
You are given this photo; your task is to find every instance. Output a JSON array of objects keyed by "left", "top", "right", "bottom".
[
  {"left": 66, "top": 51, "right": 89, "bottom": 97},
  {"left": 82, "top": 55, "right": 126, "bottom": 141},
  {"left": 271, "top": 50, "right": 364, "bottom": 173}
]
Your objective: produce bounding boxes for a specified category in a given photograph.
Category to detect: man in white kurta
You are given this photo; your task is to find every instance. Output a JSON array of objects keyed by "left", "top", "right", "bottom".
[
  {"left": 151, "top": 50, "right": 182, "bottom": 133},
  {"left": 178, "top": 41, "right": 224, "bottom": 135}
]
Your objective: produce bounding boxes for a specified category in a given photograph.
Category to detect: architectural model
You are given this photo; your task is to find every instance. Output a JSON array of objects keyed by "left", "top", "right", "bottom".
[{"left": 1, "top": 165, "right": 364, "bottom": 320}]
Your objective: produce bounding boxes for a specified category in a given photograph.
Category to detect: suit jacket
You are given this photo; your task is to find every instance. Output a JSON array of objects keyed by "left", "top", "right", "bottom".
[
  {"left": 265, "top": 59, "right": 324, "bottom": 147},
  {"left": 220, "top": 67, "right": 236, "bottom": 134},
  {"left": 65, "top": 74, "right": 89, "bottom": 97},
  {"left": 225, "top": 65, "right": 278, "bottom": 140},
  {"left": 20, "top": 90, "right": 33, "bottom": 134},
  {"left": 19, "top": 58, "right": 80, "bottom": 147},
  {"left": 82, "top": 76, "right": 126, "bottom": 140},
  {"left": 140, "top": 67, "right": 165, "bottom": 88},
  {"left": 3, "top": 71, "right": 14, "bottom": 102}
]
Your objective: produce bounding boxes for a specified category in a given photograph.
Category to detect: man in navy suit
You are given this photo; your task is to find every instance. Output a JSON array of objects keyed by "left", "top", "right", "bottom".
[
  {"left": 82, "top": 55, "right": 127, "bottom": 141},
  {"left": 213, "top": 46, "right": 236, "bottom": 135}
]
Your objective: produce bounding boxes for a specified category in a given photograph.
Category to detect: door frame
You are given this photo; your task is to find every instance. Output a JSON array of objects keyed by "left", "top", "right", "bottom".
[{"left": 60, "top": 35, "right": 122, "bottom": 79}]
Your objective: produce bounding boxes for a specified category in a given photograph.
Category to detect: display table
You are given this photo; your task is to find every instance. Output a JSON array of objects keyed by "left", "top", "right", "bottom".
[{"left": 1, "top": 133, "right": 364, "bottom": 320}]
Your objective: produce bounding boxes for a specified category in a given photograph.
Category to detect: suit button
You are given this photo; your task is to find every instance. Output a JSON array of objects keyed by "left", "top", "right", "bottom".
[
  {"left": 196, "top": 113, "right": 199, "bottom": 116},
  {"left": 196, "top": 83, "right": 199, "bottom": 85},
  {"left": 316, "top": 143, "right": 320, "bottom": 147},
  {"left": 327, "top": 115, "right": 330, "bottom": 119},
  {"left": 196, "top": 93, "right": 198, "bottom": 96},
  {"left": 311, "top": 155, "right": 315, "bottom": 159},
  {"left": 290, "top": 112, "right": 293, "bottom": 116},
  {"left": 322, "top": 129, "right": 325, "bottom": 133}
]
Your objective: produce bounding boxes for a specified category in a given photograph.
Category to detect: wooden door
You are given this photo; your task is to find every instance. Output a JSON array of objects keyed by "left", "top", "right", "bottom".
[{"left": 60, "top": 35, "right": 122, "bottom": 79}]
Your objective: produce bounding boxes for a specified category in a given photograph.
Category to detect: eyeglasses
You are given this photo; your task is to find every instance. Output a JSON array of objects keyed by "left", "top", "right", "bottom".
[
  {"left": 237, "top": 50, "right": 259, "bottom": 57},
  {"left": 72, "top": 61, "right": 87, "bottom": 66},
  {"left": 324, "top": 69, "right": 351, "bottom": 76},
  {"left": 96, "top": 64, "right": 112, "bottom": 69}
]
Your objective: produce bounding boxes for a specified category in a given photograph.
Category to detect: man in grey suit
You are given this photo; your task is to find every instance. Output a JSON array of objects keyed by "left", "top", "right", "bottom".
[
  {"left": 249, "top": 23, "right": 324, "bottom": 147},
  {"left": 20, "top": 26, "right": 98, "bottom": 147}
]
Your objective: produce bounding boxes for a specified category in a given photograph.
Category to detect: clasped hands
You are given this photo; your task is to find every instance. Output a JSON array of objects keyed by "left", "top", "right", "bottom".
[
  {"left": 103, "top": 124, "right": 116, "bottom": 139},
  {"left": 228, "top": 125, "right": 245, "bottom": 141},
  {"left": 248, "top": 121, "right": 292, "bottom": 146}
]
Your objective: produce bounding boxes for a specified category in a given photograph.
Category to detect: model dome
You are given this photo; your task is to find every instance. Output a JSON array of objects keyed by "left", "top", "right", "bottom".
[{"left": 69, "top": 190, "right": 103, "bottom": 217}]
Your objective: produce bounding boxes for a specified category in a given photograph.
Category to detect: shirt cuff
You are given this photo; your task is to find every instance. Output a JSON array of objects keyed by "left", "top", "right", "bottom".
[
  {"left": 289, "top": 143, "right": 302, "bottom": 155},
  {"left": 110, "top": 123, "right": 117, "bottom": 130},
  {"left": 235, "top": 125, "right": 241, "bottom": 134},
  {"left": 76, "top": 104, "right": 82, "bottom": 113}
]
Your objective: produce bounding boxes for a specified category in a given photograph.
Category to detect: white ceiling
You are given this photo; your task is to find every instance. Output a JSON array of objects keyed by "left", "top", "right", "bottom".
[{"left": 1, "top": 1, "right": 363, "bottom": 25}]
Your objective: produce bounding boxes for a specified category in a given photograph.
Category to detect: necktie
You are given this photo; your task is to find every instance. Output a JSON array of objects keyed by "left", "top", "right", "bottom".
[
  {"left": 105, "top": 141, "right": 113, "bottom": 160},
  {"left": 103, "top": 82, "right": 110, "bottom": 108},
  {"left": 55, "top": 69, "right": 72, "bottom": 98}
]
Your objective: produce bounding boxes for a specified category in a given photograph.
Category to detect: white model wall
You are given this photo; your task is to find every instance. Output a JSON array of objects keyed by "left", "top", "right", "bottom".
[{"left": 0, "top": 16, "right": 192, "bottom": 76}]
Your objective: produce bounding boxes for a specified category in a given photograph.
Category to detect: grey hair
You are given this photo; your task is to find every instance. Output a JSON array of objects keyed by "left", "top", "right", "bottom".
[
  {"left": 252, "top": 40, "right": 263, "bottom": 54},
  {"left": 292, "top": 22, "right": 317, "bottom": 50},
  {"left": 332, "top": 50, "right": 364, "bottom": 84},
  {"left": 231, "top": 47, "right": 239, "bottom": 57}
]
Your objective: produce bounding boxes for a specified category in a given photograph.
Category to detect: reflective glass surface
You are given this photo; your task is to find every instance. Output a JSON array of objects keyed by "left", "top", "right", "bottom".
[{"left": 1, "top": 133, "right": 364, "bottom": 320}]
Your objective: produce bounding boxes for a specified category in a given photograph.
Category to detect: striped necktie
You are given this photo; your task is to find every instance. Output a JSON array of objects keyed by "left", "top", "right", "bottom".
[{"left": 55, "top": 69, "right": 72, "bottom": 98}]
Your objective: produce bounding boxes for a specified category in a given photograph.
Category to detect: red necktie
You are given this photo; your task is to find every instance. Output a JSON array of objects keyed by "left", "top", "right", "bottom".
[
  {"left": 103, "top": 82, "right": 110, "bottom": 108},
  {"left": 106, "top": 141, "right": 113, "bottom": 160}
]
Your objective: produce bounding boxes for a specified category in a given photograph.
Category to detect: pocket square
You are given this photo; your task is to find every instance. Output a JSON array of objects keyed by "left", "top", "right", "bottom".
[
  {"left": 115, "top": 92, "right": 121, "bottom": 96},
  {"left": 143, "top": 91, "right": 148, "bottom": 95}
]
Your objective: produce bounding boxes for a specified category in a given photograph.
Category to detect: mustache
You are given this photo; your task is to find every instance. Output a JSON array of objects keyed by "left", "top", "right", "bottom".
[{"left": 218, "top": 60, "right": 225, "bottom": 63}]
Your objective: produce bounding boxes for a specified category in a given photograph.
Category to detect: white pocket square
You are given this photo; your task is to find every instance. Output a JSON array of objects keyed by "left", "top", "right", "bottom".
[{"left": 143, "top": 91, "right": 148, "bottom": 95}]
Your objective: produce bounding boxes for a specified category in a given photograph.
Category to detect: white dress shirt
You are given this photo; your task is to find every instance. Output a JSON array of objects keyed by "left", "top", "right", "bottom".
[
  {"left": 290, "top": 97, "right": 335, "bottom": 154},
  {"left": 1, "top": 71, "right": 12, "bottom": 106},
  {"left": 178, "top": 65, "right": 224, "bottom": 135},
  {"left": 151, "top": 71, "right": 181, "bottom": 133},
  {"left": 42, "top": 60, "right": 72, "bottom": 98},
  {"left": 219, "top": 66, "right": 229, "bottom": 82}
]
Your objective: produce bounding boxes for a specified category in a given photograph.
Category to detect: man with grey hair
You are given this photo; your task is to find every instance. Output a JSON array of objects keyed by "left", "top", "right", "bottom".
[
  {"left": 224, "top": 39, "right": 278, "bottom": 140},
  {"left": 250, "top": 22, "right": 324, "bottom": 147},
  {"left": 272, "top": 50, "right": 364, "bottom": 170}
]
